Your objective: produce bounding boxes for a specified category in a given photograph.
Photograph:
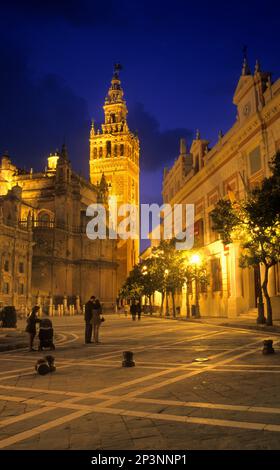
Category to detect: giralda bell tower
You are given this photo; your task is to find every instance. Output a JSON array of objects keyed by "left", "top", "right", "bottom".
[{"left": 89, "top": 64, "right": 140, "bottom": 291}]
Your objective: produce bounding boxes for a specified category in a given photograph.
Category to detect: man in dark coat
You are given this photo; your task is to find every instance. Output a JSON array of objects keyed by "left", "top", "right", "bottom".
[
  {"left": 130, "top": 301, "right": 137, "bottom": 321},
  {"left": 84, "top": 296, "right": 95, "bottom": 344},
  {"left": 136, "top": 301, "right": 142, "bottom": 321}
]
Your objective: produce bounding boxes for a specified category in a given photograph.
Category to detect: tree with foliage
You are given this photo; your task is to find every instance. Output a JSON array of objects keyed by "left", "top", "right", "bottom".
[
  {"left": 150, "top": 241, "right": 171, "bottom": 316},
  {"left": 119, "top": 257, "right": 162, "bottom": 314},
  {"left": 120, "top": 239, "right": 187, "bottom": 317},
  {"left": 211, "top": 152, "right": 280, "bottom": 326},
  {"left": 183, "top": 254, "right": 209, "bottom": 317},
  {"left": 151, "top": 239, "right": 185, "bottom": 317},
  {"left": 141, "top": 257, "right": 163, "bottom": 314},
  {"left": 119, "top": 265, "right": 143, "bottom": 303},
  {"left": 211, "top": 198, "right": 266, "bottom": 324}
]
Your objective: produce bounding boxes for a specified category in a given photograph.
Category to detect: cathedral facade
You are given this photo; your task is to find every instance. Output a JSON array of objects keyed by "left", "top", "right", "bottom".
[{"left": 0, "top": 68, "right": 139, "bottom": 312}]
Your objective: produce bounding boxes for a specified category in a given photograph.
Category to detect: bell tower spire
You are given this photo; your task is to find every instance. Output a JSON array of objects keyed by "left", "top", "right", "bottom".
[
  {"left": 241, "top": 45, "right": 251, "bottom": 76},
  {"left": 89, "top": 65, "right": 140, "bottom": 287},
  {"left": 233, "top": 49, "right": 271, "bottom": 123},
  {"left": 102, "top": 64, "right": 128, "bottom": 133}
]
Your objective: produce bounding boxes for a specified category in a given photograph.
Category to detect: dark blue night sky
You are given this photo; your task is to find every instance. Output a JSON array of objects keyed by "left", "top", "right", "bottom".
[{"left": 1, "top": 0, "right": 280, "bottom": 207}]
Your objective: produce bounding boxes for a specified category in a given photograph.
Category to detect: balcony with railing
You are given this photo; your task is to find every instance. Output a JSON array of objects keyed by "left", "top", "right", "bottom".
[{"left": 18, "top": 219, "right": 87, "bottom": 233}]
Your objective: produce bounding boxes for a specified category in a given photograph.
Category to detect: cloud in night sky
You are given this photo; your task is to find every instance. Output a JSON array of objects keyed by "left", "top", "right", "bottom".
[
  {"left": 128, "top": 103, "right": 193, "bottom": 171},
  {"left": 1, "top": 0, "right": 280, "bottom": 254},
  {"left": 0, "top": 36, "right": 192, "bottom": 178},
  {"left": 1, "top": 1, "right": 190, "bottom": 31},
  {"left": 0, "top": 36, "right": 91, "bottom": 174},
  {"left": 1, "top": 0, "right": 126, "bottom": 28}
]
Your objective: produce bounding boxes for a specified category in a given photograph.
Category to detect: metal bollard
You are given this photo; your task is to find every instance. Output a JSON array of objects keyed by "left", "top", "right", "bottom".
[
  {"left": 262, "top": 339, "right": 275, "bottom": 355},
  {"left": 35, "top": 359, "right": 50, "bottom": 375},
  {"left": 122, "top": 351, "right": 135, "bottom": 367},
  {"left": 45, "top": 355, "right": 56, "bottom": 372}
]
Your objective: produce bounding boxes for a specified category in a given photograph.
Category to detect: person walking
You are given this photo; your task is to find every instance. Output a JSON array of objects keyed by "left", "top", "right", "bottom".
[
  {"left": 84, "top": 296, "right": 95, "bottom": 344},
  {"left": 130, "top": 301, "right": 137, "bottom": 321},
  {"left": 92, "top": 297, "right": 103, "bottom": 344},
  {"left": 25, "top": 306, "right": 40, "bottom": 351},
  {"left": 136, "top": 301, "right": 142, "bottom": 321},
  {"left": 124, "top": 303, "right": 129, "bottom": 317}
]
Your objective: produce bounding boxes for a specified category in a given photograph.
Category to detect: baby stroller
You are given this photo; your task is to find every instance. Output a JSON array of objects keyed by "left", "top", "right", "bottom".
[{"left": 38, "top": 318, "right": 55, "bottom": 351}]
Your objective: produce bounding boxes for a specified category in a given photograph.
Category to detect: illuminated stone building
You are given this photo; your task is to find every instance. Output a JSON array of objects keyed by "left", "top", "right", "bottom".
[
  {"left": 0, "top": 147, "right": 118, "bottom": 311},
  {"left": 0, "top": 67, "right": 139, "bottom": 311},
  {"left": 0, "top": 180, "right": 33, "bottom": 311},
  {"left": 162, "top": 59, "right": 280, "bottom": 319},
  {"left": 89, "top": 65, "right": 140, "bottom": 290}
]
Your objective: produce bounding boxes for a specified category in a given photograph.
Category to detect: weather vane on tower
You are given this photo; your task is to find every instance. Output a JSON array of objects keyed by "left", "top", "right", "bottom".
[
  {"left": 242, "top": 45, "right": 248, "bottom": 61},
  {"left": 114, "top": 63, "right": 123, "bottom": 77}
]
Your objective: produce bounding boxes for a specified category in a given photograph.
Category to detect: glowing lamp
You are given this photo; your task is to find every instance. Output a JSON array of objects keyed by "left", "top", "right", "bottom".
[{"left": 190, "top": 254, "right": 201, "bottom": 265}]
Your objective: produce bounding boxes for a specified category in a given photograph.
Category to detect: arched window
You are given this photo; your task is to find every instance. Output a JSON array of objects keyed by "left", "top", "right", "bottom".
[
  {"left": 38, "top": 211, "right": 51, "bottom": 227},
  {"left": 4, "top": 260, "right": 9, "bottom": 272},
  {"left": 114, "top": 144, "right": 118, "bottom": 157},
  {"left": 106, "top": 141, "right": 111, "bottom": 157},
  {"left": 93, "top": 148, "right": 97, "bottom": 159},
  {"left": 99, "top": 147, "right": 103, "bottom": 159},
  {"left": 7, "top": 213, "right": 12, "bottom": 226},
  {"left": 120, "top": 144, "right": 124, "bottom": 156},
  {"left": 19, "top": 262, "right": 24, "bottom": 273}
]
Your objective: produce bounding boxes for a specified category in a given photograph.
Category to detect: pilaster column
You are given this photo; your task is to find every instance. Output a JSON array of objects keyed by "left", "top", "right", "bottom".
[
  {"left": 49, "top": 295, "right": 53, "bottom": 316},
  {"left": 76, "top": 295, "right": 81, "bottom": 314},
  {"left": 63, "top": 295, "right": 68, "bottom": 315},
  {"left": 227, "top": 242, "right": 244, "bottom": 317}
]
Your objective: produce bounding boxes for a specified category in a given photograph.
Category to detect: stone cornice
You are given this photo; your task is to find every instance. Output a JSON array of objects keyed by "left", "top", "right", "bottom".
[
  {"left": 32, "top": 255, "right": 118, "bottom": 268},
  {"left": 90, "top": 156, "right": 139, "bottom": 172},
  {"left": 166, "top": 91, "right": 280, "bottom": 205}
]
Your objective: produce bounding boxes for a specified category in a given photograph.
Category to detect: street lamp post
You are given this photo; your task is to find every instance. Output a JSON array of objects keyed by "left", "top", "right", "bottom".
[
  {"left": 142, "top": 265, "right": 148, "bottom": 314},
  {"left": 164, "top": 269, "right": 169, "bottom": 317},
  {"left": 185, "top": 281, "right": 190, "bottom": 319},
  {"left": 194, "top": 267, "right": 200, "bottom": 319},
  {"left": 183, "top": 259, "right": 191, "bottom": 319},
  {"left": 252, "top": 227, "right": 266, "bottom": 325},
  {"left": 187, "top": 287, "right": 190, "bottom": 318},
  {"left": 254, "top": 264, "right": 265, "bottom": 325}
]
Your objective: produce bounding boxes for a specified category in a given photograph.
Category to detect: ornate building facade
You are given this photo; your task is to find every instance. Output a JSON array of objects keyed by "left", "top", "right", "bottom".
[
  {"left": 0, "top": 148, "right": 118, "bottom": 312},
  {"left": 0, "top": 181, "right": 33, "bottom": 311},
  {"left": 161, "top": 59, "right": 280, "bottom": 319},
  {"left": 89, "top": 66, "right": 140, "bottom": 290},
  {"left": 0, "top": 68, "right": 139, "bottom": 311}
]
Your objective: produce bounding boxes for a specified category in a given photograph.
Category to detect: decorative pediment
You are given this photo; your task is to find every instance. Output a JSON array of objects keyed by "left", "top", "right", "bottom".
[{"left": 233, "top": 75, "right": 254, "bottom": 105}]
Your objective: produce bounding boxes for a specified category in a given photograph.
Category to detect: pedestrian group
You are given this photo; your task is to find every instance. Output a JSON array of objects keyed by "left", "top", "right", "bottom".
[
  {"left": 84, "top": 295, "right": 104, "bottom": 344},
  {"left": 25, "top": 295, "right": 142, "bottom": 352}
]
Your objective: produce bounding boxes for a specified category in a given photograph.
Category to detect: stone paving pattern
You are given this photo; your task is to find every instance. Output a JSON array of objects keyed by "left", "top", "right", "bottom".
[{"left": 0, "top": 315, "right": 280, "bottom": 450}]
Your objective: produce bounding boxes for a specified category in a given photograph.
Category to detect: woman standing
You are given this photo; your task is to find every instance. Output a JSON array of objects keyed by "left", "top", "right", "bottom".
[
  {"left": 92, "top": 298, "right": 103, "bottom": 344},
  {"left": 25, "top": 306, "right": 40, "bottom": 352}
]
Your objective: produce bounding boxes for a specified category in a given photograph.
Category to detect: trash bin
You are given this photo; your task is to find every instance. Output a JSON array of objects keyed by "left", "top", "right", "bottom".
[
  {"left": 191, "top": 305, "right": 196, "bottom": 317},
  {"left": 176, "top": 306, "right": 180, "bottom": 316}
]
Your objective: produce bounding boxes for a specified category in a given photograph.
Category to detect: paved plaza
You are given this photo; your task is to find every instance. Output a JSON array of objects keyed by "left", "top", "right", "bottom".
[{"left": 0, "top": 315, "right": 280, "bottom": 450}]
